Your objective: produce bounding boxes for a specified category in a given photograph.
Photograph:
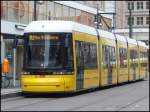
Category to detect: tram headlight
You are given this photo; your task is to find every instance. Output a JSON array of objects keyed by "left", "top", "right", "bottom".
[
  {"left": 21, "top": 71, "right": 30, "bottom": 75},
  {"left": 53, "top": 71, "right": 64, "bottom": 74}
]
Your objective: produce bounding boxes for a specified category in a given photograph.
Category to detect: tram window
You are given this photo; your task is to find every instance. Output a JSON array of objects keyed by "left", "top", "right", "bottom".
[
  {"left": 75, "top": 41, "right": 97, "bottom": 69},
  {"left": 102, "top": 45, "right": 107, "bottom": 68},
  {"left": 140, "top": 51, "right": 147, "bottom": 67},
  {"left": 110, "top": 47, "right": 116, "bottom": 66},
  {"left": 130, "top": 50, "right": 133, "bottom": 60},
  {"left": 130, "top": 49, "right": 137, "bottom": 67},
  {"left": 119, "top": 48, "right": 127, "bottom": 68},
  {"left": 75, "top": 42, "right": 84, "bottom": 69},
  {"left": 111, "top": 47, "right": 116, "bottom": 62},
  {"left": 24, "top": 33, "right": 74, "bottom": 73},
  {"left": 84, "top": 42, "right": 97, "bottom": 69},
  {"left": 102, "top": 45, "right": 116, "bottom": 68}
]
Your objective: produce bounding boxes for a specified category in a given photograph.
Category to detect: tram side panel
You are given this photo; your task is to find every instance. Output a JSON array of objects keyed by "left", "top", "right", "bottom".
[
  {"left": 100, "top": 37, "right": 117, "bottom": 86},
  {"left": 73, "top": 32, "right": 99, "bottom": 91},
  {"left": 128, "top": 44, "right": 139, "bottom": 81},
  {"left": 117, "top": 41, "right": 128, "bottom": 83},
  {"left": 139, "top": 46, "right": 148, "bottom": 79}
]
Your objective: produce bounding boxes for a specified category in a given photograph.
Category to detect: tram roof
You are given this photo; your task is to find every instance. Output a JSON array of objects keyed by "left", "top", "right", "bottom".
[
  {"left": 25, "top": 20, "right": 97, "bottom": 36},
  {"left": 98, "top": 29, "right": 116, "bottom": 40},
  {"left": 25, "top": 20, "right": 117, "bottom": 40},
  {"left": 25, "top": 20, "right": 140, "bottom": 45},
  {"left": 137, "top": 41, "right": 147, "bottom": 48},
  {"left": 115, "top": 34, "right": 126, "bottom": 42},
  {"left": 126, "top": 37, "right": 137, "bottom": 45}
]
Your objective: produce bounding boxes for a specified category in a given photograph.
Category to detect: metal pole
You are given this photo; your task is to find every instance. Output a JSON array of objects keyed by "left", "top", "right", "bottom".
[
  {"left": 129, "top": 8, "right": 132, "bottom": 38},
  {"left": 1, "top": 35, "right": 5, "bottom": 76},
  {"left": 114, "top": 1, "right": 116, "bottom": 29},
  {"left": 97, "top": 4, "right": 99, "bottom": 29},
  {"left": 34, "top": 1, "right": 36, "bottom": 21},
  {"left": 13, "top": 48, "right": 16, "bottom": 87}
]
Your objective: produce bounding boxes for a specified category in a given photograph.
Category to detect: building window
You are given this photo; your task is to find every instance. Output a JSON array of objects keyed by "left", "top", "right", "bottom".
[
  {"left": 137, "top": 17, "right": 143, "bottom": 25},
  {"left": 36, "top": 1, "right": 46, "bottom": 20},
  {"left": 62, "top": 5, "right": 69, "bottom": 20},
  {"left": 19, "top": 1, "right": 29, "bottom": 24},
  {"left": 69, "top": 7, "right": 76, "bottom": 21},
  {"left": 80, "top": 11, "right": 88, "bottom": 25},
  {"left": 146, "top": 16, "right": 149, "bottom": 25},
  {"left": 75, "top": 9, "right": 82, "bottom": 23},
  {"left": 128, "top": 17, "right": 134, "bottom": 25},
  {"left": 146, "top": 1, "right": 149, "bottom": 9},
  {"left": 1, "top": 1, "right": 8, "bottom": 20},
  {"left": 8, "top": 1, "right": 20, "bottom": 22},
  {"left": 128, "top": 2, "right": 134, "bottom": 10},
  {"left": 137, "top": 2, "right": 143, "bottom": 10},
  {"left": 87, "top": 13, "right": 95, "bottom": 27},
  {"left": 47, "top": 2, "right": 55, "bottom": 20},
  {"left": 54, "top": 3, "right": 62, "bottom": 20}
]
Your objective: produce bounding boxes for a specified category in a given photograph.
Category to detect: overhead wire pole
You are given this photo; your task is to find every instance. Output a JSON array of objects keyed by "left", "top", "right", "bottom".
[
  {"left": 96, "top": 4, "right": 100, "bottom": 29},
  {"left": 129, "top": 8, "right": 133, "bottom": 38},
  {"left": 95, "top": 4, "right": 101, "bottom": 86},
  {"left": 33, "top": 1, "right": 44, "bottom": 21},
  {"left": 97, "top": 12, "right": 116, "bottom": 32},
  {"left": 34, "top": 1, "right": 37, "bottom": 21}
]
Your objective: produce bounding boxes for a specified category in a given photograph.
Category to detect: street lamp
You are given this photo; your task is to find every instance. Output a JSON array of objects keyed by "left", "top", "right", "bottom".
[{"left": 34, "top": 1, "right": 44, "bottom": 21}]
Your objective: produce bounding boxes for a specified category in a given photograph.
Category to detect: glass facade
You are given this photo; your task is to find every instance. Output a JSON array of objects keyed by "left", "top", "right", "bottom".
[{"left": 1, "top": 1, "right": 111, "bottom": 30}]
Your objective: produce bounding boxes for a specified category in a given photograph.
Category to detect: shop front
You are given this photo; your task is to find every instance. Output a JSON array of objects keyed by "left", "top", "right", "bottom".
[{"left": 1, "top": 20, "right": 26, "bottom": 88}]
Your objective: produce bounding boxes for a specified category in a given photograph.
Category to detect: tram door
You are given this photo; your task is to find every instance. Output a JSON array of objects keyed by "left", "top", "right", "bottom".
[
  {"left": 108, "top": 53, "right": 113, "bottom": 84},
  {"left": 130, "top": 50, "right": 137, "bottom": 81},
  {"left": 75, "top": 42, "right": 84, "bottom": 90},
  {"left": 102, "top": 45, "right": 113, "bottom": 85},
  {"left": 106, "top": 47, "right": 113, "bottom": 84}
]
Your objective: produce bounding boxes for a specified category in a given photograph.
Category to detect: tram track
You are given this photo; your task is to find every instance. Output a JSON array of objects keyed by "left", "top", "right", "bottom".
[
  {"left": 68, "top": 94, "right": 148, "bottom": 111},
  {"left": 116, "top": 95, "right": 149, "bottom": 111},
  {"left": 1, "top": 79, "right": 148, "bottom": 111},
  {"left": 66, "top": 81, "right": 148, "bottom": 111},
  {"left": 2, "top": 86, "right": 133, "bottom": 111},
  {"left": 1, "top": 96, "right": 57, "bottom": 111}
]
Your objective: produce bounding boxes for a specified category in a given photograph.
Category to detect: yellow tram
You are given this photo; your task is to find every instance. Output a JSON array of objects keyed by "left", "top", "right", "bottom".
[{"left": 21, "top": 21, "right": 148, "bottom": 93}]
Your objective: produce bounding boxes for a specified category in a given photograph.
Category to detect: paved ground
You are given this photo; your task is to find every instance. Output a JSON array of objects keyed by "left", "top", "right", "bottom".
[{"left": 1, "top": 78, "right": 149, "bottom": 111}]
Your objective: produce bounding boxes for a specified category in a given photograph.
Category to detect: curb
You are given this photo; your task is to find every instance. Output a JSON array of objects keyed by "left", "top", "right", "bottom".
[{"left": 1, "top": 91, "right": 22, "bottom": 99}]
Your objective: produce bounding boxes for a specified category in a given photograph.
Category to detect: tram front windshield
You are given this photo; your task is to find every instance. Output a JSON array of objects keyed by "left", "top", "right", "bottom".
[{"left": 23, "top": 33, "right": 74, "bottom": 74}]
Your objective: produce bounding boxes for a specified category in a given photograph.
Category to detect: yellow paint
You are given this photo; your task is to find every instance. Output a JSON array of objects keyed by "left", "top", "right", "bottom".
[
  {"left": 21, "top": 75, "right": 76, "bottom": 92},
  {"left": 83, "top": 69, "right": 99, "bottom": 88}
]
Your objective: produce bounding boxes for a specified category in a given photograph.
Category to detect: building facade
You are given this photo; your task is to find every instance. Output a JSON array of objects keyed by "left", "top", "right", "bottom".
[
  {"left": 1, "top": 1, "right": 112, "bottom": 88},
  {"left": 1, "top": 1, "right": 111, "bottom": 30},
  {"left": 75, "top": 1, "right": 105, "bottom": 11},
  {"left": 115, "top": 1, "right": 149, "bottom": 45}
]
